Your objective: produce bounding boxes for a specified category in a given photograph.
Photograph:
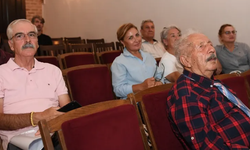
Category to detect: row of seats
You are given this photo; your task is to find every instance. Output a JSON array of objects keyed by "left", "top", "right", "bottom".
[
  {"left": 60, "top": 67, "right": 250, "bottom": 150},
  {"left": 35, "top": 50, "right": 122, "bottom": 70},
  {"left": 39, "top": 42, "right": 123, "bottom": 56}
]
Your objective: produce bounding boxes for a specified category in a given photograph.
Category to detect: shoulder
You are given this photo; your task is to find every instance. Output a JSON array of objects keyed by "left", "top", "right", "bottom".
[{"left": 214, "top": 45, "right": 223, "bottom": 51}]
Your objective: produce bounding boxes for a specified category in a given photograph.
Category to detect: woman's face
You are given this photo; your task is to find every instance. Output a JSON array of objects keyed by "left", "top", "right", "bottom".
[
  {"left": 121, "top": 27, "right": 142, "bottom": 52},
  {"left": 163, "top": 28, "right": 181, "bottom": 49},
  {"left": 220, "top": 26, "right": 236, "bottom": 44}
]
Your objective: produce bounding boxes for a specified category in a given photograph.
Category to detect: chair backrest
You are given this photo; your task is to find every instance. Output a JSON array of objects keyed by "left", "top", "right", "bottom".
[
  {"left": 51, "top": 37, "right": 64, "bottom": 45},
  {"left": 39, "top": 99, "right": 150, "bottom": 150},
  {"left": 128, "top": 83, "right": 184, "bottom": 150},
  {"left": 39, "top": 45, "right": 66, "bottom": 56},
  {"left": 86, "top": 38, "right": 105, "bottom": 44},
  {"left": 98, "top": 50, "right": 122, "bottom": 64},
  {"left": 214, "top": 73, "right": 239, "bottom": 80},
  {"left": 95, "top": 42, "right": 115, "bottom": 53},
  {"left": 59, "top": 52, "right": 96, "bottom": 69},
  {"left": 35, "top": 56, "right": 60, "bottom": 68},
  {"left": 63, "top": 64, "right": 114, "bottom": 106},
  {"left": 68, "top": 43, "right": 94, "bottom": 52},
  {"left": 115, "top": 41, "right": 124, "bottom": 50},
  {"left": 64, "top": 37, "right": 84, "bottom": 44},
  {"left": 220, "top": 76, "right": 250, "bottom": 107}
]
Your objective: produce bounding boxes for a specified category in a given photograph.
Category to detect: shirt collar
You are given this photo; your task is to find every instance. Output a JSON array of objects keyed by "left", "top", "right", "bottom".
[
  {"left": 222, "top": 42, "right": 238, "bottom": 50},
  {"left": 183, "top": 69, "right": 218, "bottom": 88},
  {"left": 7, "top": 58, "right": 45, "bottom": 71},
  {"left": 142, "top": 38, "right": 158, "bottom": 43},
  {"left": 123, "top": 48, "right": 146, "bottom": 61}
]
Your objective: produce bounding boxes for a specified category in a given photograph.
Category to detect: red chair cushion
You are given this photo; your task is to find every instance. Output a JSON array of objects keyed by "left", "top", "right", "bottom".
[
  {"left": 61, "top": 104, "right": 145, "bottom": 150},
  {"left": 101, "top": 51, "right": 122, "bottom": 64},
  {"left": 221, "top": 76, "right": 249, "bottom": 107},
  {"left": 142, "top": 90, "right": 184, "bottom": 150},
  {"left": 65, "top": 54, "right": 95, "bottom": 68},
  {"left": 67, "top": 66, "right": 114, "bottom": 106}
]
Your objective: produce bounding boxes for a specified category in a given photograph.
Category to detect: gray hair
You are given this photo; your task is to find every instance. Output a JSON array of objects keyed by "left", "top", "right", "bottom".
[
  {"left": 7, "top": 19, "right": 38, "bottom": 40},
  {"left": 174, "top": 29, "right": 200, "bottom": 66},
  {"left": 141, "top": 19, "right": 154, "bottom": 29},
  {"left": 160, "top": 26, "right": 181, "bottom": 48}
]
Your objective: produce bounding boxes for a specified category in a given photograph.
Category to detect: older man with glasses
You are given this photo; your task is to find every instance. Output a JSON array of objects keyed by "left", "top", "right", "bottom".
[
  {"left": 0, "top": 19, "right": 70, "bottom": 150},
  {"left": 215, "top": 24, "right": 250, "bottom": 74}
]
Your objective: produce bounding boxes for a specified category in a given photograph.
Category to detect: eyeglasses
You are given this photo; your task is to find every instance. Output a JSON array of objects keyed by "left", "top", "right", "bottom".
[
  {"left": 10, "top": 31, "right": 38, "bottom": 40},
  {"left": 224, "top": 30, "right": 237, "bottom": 35},
  {"left": 153, "top": 63, "right": 165, "bottom": 82}
]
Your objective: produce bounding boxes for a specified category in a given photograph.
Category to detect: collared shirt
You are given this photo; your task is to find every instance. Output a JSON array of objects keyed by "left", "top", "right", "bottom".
[
  {"left": 0, "top": 58, "right": 68, "bottom": 150},
  {"left": 167, "top": 70, "right": 250, "bottom": 149},
  {"left": 159, "top": 51, "right": 183, "bottom": 83},
  {"left": 215, "top": 42, "right": 250, "bottom": 74},
  {"left": 111, "top": 48, "right": 157, "bottom": 99},
  {"left": 141, "top": 39, "right": 166, "bottom": 58}
]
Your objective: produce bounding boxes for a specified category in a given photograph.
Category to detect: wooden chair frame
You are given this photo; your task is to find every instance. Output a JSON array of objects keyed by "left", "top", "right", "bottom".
[
  {"left": 86, "top": 38, "right": 105, "bottom": 44},
  {"left": 39, "top": 99, "right": 150, "bottom": 150},
  {"left": 127, "top": 83, "right": 174, "bottom": 150},
  {"left": 39, "top": 45, "right": 67, "bottom": 56}
]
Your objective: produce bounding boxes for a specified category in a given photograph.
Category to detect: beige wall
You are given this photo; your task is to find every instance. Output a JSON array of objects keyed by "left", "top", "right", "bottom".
[
  {"left": 25, "top": 0, "right": 43, "bottom": 21},
  {"left": 43, "top": 0, "right": 250, "bottom": 46}
]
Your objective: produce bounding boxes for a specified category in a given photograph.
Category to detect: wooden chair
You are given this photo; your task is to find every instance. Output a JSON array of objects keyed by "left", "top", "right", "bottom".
[
  {"left": 39, "top": 45, "right": 67, "bottom": 56},
  {"left": 51, "top": 38, "right": 64, "bottom": 45},
  {"left": 214, "top": 73, "right": 239, "bottom": 80},
  {"left": 39, "top": 99, "right": 150, "bottom": 150},
  {"left": 68, "top": 43, "right": 94, "bottom": 53},
  {"left": 86, "top": 38, "right": 105, "bottom": 44},
  {"left": 128, "top": 83, "right": 185, "bottom": 150},
  {"left": 98, "top": 50, "right": 122, "bottom": 64},
  {"left": 220, "top": 76, "right": 250, "bottom": 107},
  {"left": 95, "top": 42, "right": 115, "bottom": 53},
  {"left": 64, "top": 37, "right": 85, "bottom": 44},
  {"left": 58, "top": 52, "right": 97, "bottom": 69},
  {"left": 115, "top": 41, "right": 124, "bottom": 50},
  {"left": 35, "top": 56, "right": 60, "bottom": 68},
  {"left": 62, "top": 64, "right": 114, "bottom": 106}
]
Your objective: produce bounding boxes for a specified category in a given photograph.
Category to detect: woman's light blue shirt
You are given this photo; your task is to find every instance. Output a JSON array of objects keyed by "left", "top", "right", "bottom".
[{"left": 111, "top": 48, "right": 157, "bottom": 99}]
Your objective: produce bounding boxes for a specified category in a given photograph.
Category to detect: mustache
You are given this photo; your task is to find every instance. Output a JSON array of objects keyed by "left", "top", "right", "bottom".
[
  {"left": 206, "top": 53, "right": 217, "bottom": 62},
  {"left": 22, "top": 43, "right": 35, "bottom": 49}
]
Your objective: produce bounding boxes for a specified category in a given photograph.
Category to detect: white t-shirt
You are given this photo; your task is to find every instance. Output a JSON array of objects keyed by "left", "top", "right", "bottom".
[
  {"left": 141, "top": 39, "right": 166, "bottom": 58},
  {"left": 159, "top": 51, "right": 183, "bottom": 83}
]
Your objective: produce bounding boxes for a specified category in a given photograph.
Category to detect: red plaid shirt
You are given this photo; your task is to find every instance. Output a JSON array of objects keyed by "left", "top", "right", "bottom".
[{"left": 167, "top": 70, "right": 250, "bottom": 150}]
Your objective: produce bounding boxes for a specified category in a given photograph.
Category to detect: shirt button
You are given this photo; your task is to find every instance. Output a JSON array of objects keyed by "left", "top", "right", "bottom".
[
  {"left": 191, "top": 137, "right": 194, "bottom": 140},
  {"left": 210, "top": 85, "right": 213, "bottom": 87}
]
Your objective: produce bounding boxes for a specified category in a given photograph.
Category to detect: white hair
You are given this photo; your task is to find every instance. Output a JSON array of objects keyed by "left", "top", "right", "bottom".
[{"left": 7, "top": 19, "right": 38, "bottom": 40}]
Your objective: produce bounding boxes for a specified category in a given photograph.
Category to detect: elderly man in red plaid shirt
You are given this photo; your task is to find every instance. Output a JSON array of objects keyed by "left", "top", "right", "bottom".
[{"left": 167, "top": 31, "right": 250, "bottom": 149}]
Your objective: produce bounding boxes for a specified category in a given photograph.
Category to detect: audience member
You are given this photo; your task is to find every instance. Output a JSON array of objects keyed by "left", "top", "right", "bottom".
[
  {"left": 111, "top": 23, "right": 163, "bottom": 99},
  {"left": 0, "top": 35, "right": 13, "bottom": 65},
  {"left": 0, "top": 19, "right": 70, "bottom": 150},
  {"left": 167, "top": 31, "right": 250, "bottom": 149},
  {"left": 31, "top": 15, "right": 52, "bottom": 56},
  {"left": 140, "top": 20, "right": 166, "bottom": 58},
  {"left": 159, "top": 26, "right": 183, "bottom": 83},
  {"left": 215, "top": 24, "right": 250, "bottom": 74}
]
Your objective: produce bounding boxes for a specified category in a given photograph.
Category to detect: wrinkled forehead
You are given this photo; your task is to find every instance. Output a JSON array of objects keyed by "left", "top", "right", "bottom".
[
  {"left": 142, "top": 22, "right": 154, "bottom": 28},
  {"left": 12, "top": 21, "right": 36, "bottom": 35},
  {"left": 188, "top": 33, "right": 210, "bottom": 46},
  {"left": 223, "top": 26, "right": 235, "bottom": 31}
]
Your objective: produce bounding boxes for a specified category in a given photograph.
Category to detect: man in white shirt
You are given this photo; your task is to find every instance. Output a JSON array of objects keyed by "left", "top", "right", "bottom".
[{"left": 140, "top": 20, "right": 166, "bottom": 58}]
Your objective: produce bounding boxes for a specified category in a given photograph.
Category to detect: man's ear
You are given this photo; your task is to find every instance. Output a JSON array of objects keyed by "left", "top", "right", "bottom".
[
  {"left": 180, "top": 55, "right": 191, "bottom": 68},
  {"left": 8, "top": 40, "right": 15, "bottom": 52}
]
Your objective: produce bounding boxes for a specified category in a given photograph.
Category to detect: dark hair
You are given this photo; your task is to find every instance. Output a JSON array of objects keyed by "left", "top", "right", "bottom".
[
  {"left": 218, "top": 24, "right": 233, "bottom": 36},
  {"left": 117, "top": 23, "right": 138, "bottom": 41},
  {"left": 31, "top": 15, "right": 45, "bottom": 24}
]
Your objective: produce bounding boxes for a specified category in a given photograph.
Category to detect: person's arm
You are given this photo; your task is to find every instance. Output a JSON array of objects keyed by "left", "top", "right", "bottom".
[
  {"left": 58, "top": 94, "right": 71, "bottom": 107},
  {"left": 169, "top": 95, "right": 249, "bottom": 149},
  {"left": 0, "top": 98, "right": 63, "bottom": 130},
  {"left": 165, "top": 71, "right": 181, "bottom": 83},
  {"left": 132, "top": 77, "right": 155, "bottom": 93}
]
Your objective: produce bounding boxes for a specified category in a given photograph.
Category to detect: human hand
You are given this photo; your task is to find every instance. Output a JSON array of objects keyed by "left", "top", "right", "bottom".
[
  {"left": 155, "top": 81, "right": 163, "bottom": 86},
  {"left": 141, "top": 77, "right": 155, "bottom": 90},
  {"left": 33, "top": 107, "right": 64, "bottom": 125}
]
